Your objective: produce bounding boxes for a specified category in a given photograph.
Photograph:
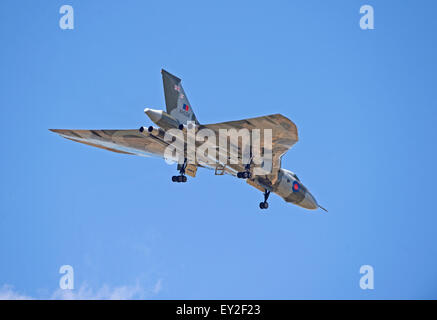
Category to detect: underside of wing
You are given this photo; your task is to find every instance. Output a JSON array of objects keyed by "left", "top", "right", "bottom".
[
  {"left": 50, "top": 114, "right": 298, "bottom": 184},
  {"left": 49, "top": 129, "right": 170, "bottom": 158},
  {"left": 201, "top": 114, "right": 298, "bottom": 176}
]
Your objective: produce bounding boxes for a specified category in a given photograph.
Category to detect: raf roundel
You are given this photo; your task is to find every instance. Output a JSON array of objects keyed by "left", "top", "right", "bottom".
[{"left": 292, "top": 181, "right": 300, "bottom": 192}]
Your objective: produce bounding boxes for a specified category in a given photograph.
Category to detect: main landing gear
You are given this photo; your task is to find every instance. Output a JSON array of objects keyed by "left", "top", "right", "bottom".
[
  {"left": 237, "top": 164, "right": 252, "bottom": 179},
  {"left": 172, "top": 158, "right": 188, "bottom": 183},
  {"left": 237, "top": 171, "right": 251, "bottom": 179},
  {"left": 172, "top": 175, "right": 187, "bottom": 183},
  {"left": 259, "top": 189, "right": 270, "bottom": 210}
]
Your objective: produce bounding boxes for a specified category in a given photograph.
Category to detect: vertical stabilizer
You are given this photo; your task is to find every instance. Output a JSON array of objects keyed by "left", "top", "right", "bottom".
[{"left": 161, "top": 69, "right": 199, "bottom": 125}]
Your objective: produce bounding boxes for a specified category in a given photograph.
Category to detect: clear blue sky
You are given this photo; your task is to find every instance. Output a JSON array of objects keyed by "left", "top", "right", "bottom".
[{"left": 1, "top": 0, "right": 436, "bottom": 299}]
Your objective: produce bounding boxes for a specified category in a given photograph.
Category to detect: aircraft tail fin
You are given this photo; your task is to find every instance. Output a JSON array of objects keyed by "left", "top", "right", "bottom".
[{"left": 161, "top": 69, "right": 199, "bottom": 125}]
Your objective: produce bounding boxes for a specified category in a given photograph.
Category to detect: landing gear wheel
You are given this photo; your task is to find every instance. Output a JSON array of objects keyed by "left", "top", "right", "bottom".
[
  {"left": 172, "top": 175, "right": 187, "bottom": 183},
  {"left": 259, "top": 189, "right": 271, "bottom": 209},
  {"left": 237, "top": 171, "right": 251, "bottom": 179},
  {"left": 259, "top": 202, "right": 269, "bottom": 209},
  {"left": 172, "top": 158, "right": 188, "bottom": 183}
]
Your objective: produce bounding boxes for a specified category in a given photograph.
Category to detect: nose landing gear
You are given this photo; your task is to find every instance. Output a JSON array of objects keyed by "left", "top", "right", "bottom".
[{"left": 259, "top": 189, "right": 270, "bottom": 210}]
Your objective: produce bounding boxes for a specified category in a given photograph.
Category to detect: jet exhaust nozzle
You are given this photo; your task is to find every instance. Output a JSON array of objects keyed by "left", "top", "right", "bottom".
[
  {"left": 178, "top": 122, "right": 197, "bottom": 131},
  {"left": 147, "top": 126, "right": 161, "bottom": 136}
]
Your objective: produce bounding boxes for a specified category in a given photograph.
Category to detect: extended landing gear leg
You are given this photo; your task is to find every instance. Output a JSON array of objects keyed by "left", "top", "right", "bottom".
[
  {"left": 172, "top": 158, "right": 188, "bottom": 183},
  {"left": 237, "top": 157, "right": 253, "bottom": 179},
  {"left": 259, "top": 190, "right": 270, "bottom": 209},
  {"left": 237, "top": 164, "right": 252, "bottom": 179}
]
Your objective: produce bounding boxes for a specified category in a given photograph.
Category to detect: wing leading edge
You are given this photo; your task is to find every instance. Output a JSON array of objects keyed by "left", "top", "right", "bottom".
[{"left": 49, "top": 129, "right": 169, "bottom": 158}]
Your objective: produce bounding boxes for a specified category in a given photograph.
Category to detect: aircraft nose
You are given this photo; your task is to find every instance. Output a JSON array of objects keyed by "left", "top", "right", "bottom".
[{"left": 299, "top": 191, "right": 318, "bottom": 210}]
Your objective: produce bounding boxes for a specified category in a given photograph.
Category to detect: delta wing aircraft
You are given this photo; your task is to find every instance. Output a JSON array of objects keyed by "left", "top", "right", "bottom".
[{"left": 50, "top": 69, "right": 326, "bottom": 211}]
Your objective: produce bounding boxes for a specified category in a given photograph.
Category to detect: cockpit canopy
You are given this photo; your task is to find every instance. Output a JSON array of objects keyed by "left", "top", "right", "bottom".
[{"left": 281, "top": 168, "right": 300, "bottom": 182}]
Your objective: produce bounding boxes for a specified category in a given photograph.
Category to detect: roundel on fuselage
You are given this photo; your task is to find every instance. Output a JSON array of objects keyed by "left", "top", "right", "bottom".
[{"left": 292, "top": 181, "right": 300, "bottom": 192}]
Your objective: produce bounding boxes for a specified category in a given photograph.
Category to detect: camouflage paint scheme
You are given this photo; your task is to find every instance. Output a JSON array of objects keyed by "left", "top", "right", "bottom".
[{"left": 50, "top": 69, "right": 324, "bottom": 211}]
